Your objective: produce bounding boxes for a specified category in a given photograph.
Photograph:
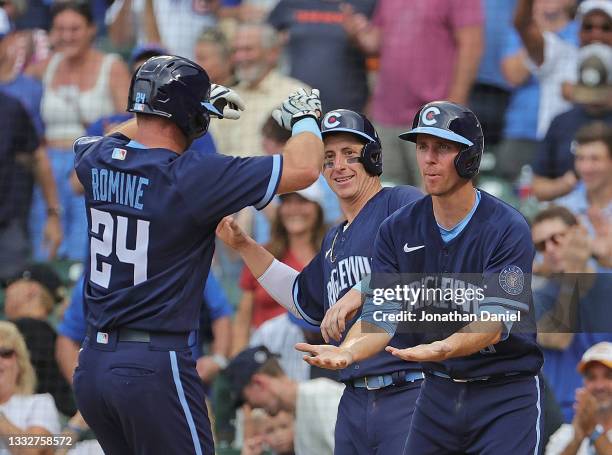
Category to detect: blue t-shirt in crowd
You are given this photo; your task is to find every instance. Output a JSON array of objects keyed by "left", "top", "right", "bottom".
[
  {"left": 86, "top": 114, "right": 219, "bottom": 155},
  {"left": 0, "top": 75, "right": 45, "bottom": 138},
  {"left": 532, "top": 106, "right": 612, "bottom": 178},
  {"left": 476, "top": 0, "right": 515, "bottom": 90}
]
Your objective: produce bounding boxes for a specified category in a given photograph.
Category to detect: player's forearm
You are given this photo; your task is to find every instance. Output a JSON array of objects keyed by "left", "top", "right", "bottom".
[
  {"left": 440, "top": 321, "right": 503, "bottom": 359},
  {"left": 340, "top": 321, "right": 392, "bottom": 363},
  {"left": 447, "top": 26, "right": 483, "bottom": 104},
  {"left": 237, "top": 238, "right": 276, "bottom": 279},
  {"left": 277, "top": 123, "right": 323, "bottom": 194},
  {"left": 514, "top": 0, "right": 545, "bottom": 66}
]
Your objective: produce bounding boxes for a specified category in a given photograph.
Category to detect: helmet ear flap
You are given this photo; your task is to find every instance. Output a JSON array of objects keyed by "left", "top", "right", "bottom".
[
  {"left": 359, "top": 142, "right": 383, "bottom": 176},
  {"left": 454, "top": 144, "right": 482, "bottom": 179}
]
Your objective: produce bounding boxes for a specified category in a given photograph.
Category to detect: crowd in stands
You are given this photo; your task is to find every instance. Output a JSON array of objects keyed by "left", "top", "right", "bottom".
[{"left": 0, "top": 0, "right": 610, "bottom": 453}]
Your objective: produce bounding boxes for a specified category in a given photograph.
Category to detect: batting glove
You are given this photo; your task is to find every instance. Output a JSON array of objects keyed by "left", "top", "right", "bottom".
[
  {"left": 272, "top": 88, "right": 322, "bottom": 130},
  {"left": 209, "top": 84, "right": 246, "bottom": 120}
]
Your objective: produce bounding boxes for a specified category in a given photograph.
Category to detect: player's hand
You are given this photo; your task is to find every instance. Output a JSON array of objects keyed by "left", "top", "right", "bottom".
[
  {"left": 209, "top": 84, "right": 246, "bottom": 120},
  {"left": 272, "top": 88, "right": 322, "bottom": 130},
  {"left": 216, "top": 216, "right": 252, "bottom": 251},
  {"left": 295, "top": 342, "right": 354, "bottom": 370},
  {"left": 43, "top": 213, "right": 63, "bottom": 260},
  {"left": 386, "top": 341, "right": 452, "bottom": 362},
  {"left": 321, "top": 289, "right": 362, "bottom": 343}
]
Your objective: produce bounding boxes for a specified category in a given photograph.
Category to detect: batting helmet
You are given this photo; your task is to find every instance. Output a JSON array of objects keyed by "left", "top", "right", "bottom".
[
  {"left": 321, "top": 109, "right": 383, "bottom": 176},
  {"left": 127, "top": 55, "right": 222, "bottom": 142},
  {"left": 399, "top": 101, "right": 484, "bottom": 179}
]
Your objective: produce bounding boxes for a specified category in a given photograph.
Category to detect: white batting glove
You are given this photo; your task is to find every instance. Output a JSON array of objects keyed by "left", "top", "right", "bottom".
[
  {"left": 272, "top": 88, "right": 322, "bottom": 130},
  {"left": 209, "top": 84, "right": 246, "bottom": 120}
]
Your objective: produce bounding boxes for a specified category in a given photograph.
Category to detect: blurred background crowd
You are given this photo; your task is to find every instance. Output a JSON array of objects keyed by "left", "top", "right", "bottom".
[{"left": 0, "top": 0, "right": 611, "bottom": 453}]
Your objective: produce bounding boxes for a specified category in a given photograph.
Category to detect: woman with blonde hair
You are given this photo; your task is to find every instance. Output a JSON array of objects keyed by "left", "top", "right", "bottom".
[
  {"left": 232, "top": 182, "right": 327, "bottom": 355},
  {"left": 0, "top": 321, "right": 61, "bottom": 454}
]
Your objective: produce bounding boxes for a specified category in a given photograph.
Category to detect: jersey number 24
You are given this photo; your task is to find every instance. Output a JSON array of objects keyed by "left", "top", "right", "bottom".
[{"left": 90, "top": 208, "right": 150, "bottom": 288}]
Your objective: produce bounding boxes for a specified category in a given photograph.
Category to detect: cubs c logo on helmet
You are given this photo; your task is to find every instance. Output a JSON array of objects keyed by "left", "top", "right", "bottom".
[
  {"left": 421, "top": 106, "right": 441, "bottom": 126},
  {"left": 323, "top": 111, "right": 342, "bottom": 129}
]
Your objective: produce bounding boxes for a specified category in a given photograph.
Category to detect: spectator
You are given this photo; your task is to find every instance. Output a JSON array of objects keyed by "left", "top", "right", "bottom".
[
  {"left": 498, "top": 0, "right": 578, "bottom": 181},
  {"left": 4, "top": 263, "right": 77, "bottom": 417},
  {"left": 514, "top": 0, "right": 612, "bottom": 139},
  {"left": 194, "top": 28, "right": 236, "bottom": 88},
  {"left": 545, "top": 342, "right": 612, "bottom": 454},
  {"left": 556, "top": 122, "right": 612, "bottom": 253},
  {"left": 0, "top": 89, "right": 61, "bottom": 280},
  {"left": 267, "top": 0, "right": 377, "bottom": 112},
  {"left": 532, "top": 44, "right": 612, "bottom": 201},
  {"left": 342, "top": 0, "right": 483, "bottom": 185},
  {"left": 27, "top": 1, "right": 131, "bottom": 262},
  {"left": 263, "top": 410, "right": 294, "bottom": 455},
  {"left": 0, "top": 320, "right": 61, "bottom": 454},
  {"left": 232, "top": 182, "right": 327, "bottom": 356},
  {"left": 220, "top": 0, "right": 280, "bottom": 23},
  {"left": 55, "top": 273, "right": 233, "bottom": 387},
  {"left": 105, "top": 0, "right": 219, "bottom": 60},
  {"left": 225, "top": 346, "right": 344, "bottom": 455},
  {"left": 209, "top": 23, "right": 307, "bottom": 157},
  {"left": 469, "top": 0, "right": 516, "bottom": 150},
  {"left": 531, "top": 205, "right": 612, "bottom": 421}
]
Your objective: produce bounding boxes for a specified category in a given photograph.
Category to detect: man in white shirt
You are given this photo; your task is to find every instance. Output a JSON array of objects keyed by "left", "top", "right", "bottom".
[
  {"left": 225, "top": 346, "right": 344, "bottom": 455},
  {"left": 545, "top": 342, "right": 612, "bottom": 454}
]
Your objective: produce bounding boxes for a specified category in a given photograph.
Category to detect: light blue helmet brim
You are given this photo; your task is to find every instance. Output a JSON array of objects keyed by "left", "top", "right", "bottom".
[{"left": 399, "top": 126, "right": 473, "bottom": 146}]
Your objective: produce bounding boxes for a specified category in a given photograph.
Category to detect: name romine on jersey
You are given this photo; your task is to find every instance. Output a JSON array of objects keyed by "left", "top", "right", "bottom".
[{"left": 90, "top": 167, "right": 150, "bottom": 210}]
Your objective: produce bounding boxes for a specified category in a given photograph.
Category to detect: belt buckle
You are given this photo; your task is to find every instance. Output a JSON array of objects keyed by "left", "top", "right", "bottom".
[{"left": 364, "top": 376, "right": 381, "bottom": 390}]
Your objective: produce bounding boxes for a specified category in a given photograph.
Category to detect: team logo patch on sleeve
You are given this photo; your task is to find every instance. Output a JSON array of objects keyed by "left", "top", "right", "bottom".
[
  {"left": 499, "top": 265, "right": 524, "bottom": 295},
  {"left": 112, "top": 148, "right": 127, "bottom": 160}
]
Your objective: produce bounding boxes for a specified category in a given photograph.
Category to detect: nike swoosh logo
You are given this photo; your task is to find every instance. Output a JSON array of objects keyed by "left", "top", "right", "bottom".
[{"left": 404, "top": 244, "right": 425, "bottom": 253}]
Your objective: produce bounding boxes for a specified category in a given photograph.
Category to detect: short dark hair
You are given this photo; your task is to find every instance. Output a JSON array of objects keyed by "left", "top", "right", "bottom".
[
  {"left": 51, "top": 1, "right": 94, "bottom": 25},
  {"left": 532, "top": 205, "right": 578, "bottom": 228},
  {"left": 261, "top": 114, "right": 291, "bottom": 144},
  {"left": 575, "top": 121, "right": 612, "bottom": 157},
  {"left": 256, "top": 357, "right": 284, "bottom": 378}
]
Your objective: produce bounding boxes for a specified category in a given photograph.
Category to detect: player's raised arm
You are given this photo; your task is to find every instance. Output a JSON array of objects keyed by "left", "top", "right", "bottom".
[{"left": 273, "top": 88, "right": 324, "bottom": 194}]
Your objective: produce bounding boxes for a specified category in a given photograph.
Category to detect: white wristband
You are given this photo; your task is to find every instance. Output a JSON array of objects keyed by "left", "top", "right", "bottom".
[{"left": 257, "top": 259, "right": 301, "bottom": 317}]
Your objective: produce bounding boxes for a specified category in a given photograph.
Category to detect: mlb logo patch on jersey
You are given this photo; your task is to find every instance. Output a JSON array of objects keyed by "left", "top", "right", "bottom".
[
  {"left": 96, "top": 332, "right": 109, "bottom": 344},
  {"left": 112, "top": 148, "right": 127, "bottom": 160}
]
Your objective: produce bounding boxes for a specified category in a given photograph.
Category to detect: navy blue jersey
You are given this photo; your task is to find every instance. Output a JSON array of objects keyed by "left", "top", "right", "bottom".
[
  {"left": 74, "top": 134, "right": 281, "bottom": 332},
  {"left": 293, "top": 186, "right": 423, "bottom": 380},
  {"left": 371, "top": 191, "right": 543, "bottom": 378}
]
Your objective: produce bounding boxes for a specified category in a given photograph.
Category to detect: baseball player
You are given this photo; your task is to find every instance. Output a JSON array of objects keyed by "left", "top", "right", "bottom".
[
  {"left": 217, "top": 109, "right": 423, "bottom": 454},
  {"left": 297, "top": 101, "right": 545, "bottom": 454},
  {"left": 71, "top": 55, "right": 324, "bottom": 455}
]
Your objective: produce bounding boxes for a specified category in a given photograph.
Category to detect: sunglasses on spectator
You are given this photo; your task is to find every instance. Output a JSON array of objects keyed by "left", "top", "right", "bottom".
[
  {"left": 534, "top": 233, "right": 566, "bottom": 252},
  {"left": 581, "top": 22, "right": 612, "bottom": 32},
  {"left": 0, "top": 348, "right": 16, "bottom": 359}
]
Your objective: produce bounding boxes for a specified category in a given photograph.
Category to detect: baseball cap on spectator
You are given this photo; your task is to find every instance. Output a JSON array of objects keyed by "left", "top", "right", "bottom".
[
  {"left": 577, "top": 342, "right": 612, "bottom": 373},
  {"left": 7, "top": 263, "right": 65, "bottom": 304},
  {"left": 577, "top": 0, "right": 612, "bottom": 22},
  {"left": 288, "top": 312, "right": 319, "bottom": 333},
  {"left": 0, "top": 7, "right": 10, "bottom": 39},
  {"left": 279, "top": 180, "right": 326, "bottom": 207},
  {"left": 224, "top": 346, "right": 279, "bottom": 406},
  {"left": 573, "top": 43, "right": 612, "bottom": 104},
  {"left": 129, "top": 43, "right": 168, "bottom": 68}
]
